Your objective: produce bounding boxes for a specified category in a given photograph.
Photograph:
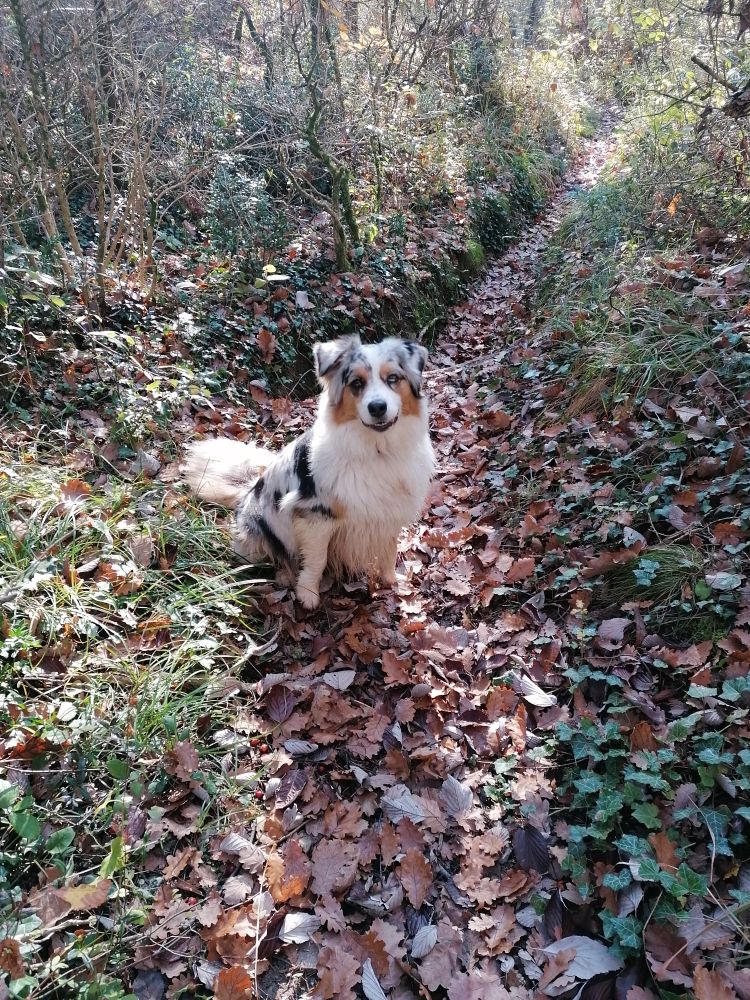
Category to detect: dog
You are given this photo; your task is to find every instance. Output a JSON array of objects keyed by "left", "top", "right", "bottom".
[{"left": 183, "top": 335, "right": 435, "bottom": 609}]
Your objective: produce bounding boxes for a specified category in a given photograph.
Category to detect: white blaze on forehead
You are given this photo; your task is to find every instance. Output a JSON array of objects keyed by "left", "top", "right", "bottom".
[{"left": 360, "top": 341, "right": 403, "bottom": 376}]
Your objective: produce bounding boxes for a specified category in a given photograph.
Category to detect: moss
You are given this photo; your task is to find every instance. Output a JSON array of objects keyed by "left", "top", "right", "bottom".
[
  {"left": 459, "top": 239, "right": 486, "bottom": 277},
  {"left": 470, "top": 192, "right": 513, "bottom": 253}
]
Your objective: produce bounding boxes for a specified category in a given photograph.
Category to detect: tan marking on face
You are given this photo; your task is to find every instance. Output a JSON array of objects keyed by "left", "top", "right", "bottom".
[
  {"left": 331, "top": 366, "right": 369, "bottom": 425},
  {"left": 395, "top": 377, "right": 421, "bottom": 417},
  {"left": 380, "top": 362, "right": 420, "bottom": 417}
]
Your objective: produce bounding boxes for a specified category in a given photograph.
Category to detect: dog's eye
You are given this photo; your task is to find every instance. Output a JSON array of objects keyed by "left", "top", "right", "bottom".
[
  {"left": 386, "top": 374, "right": 402, "bottom": 386},
  {"left": 350, "top": 378, "right": 364, "bottom": 393}
]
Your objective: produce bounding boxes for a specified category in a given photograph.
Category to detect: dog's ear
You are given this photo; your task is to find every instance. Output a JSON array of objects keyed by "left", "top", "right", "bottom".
[
  {"left": 313, "top": 335, "right": 360, "bottom": 403},
  {"left": 398, "top": 340, "right": 428, "bottom": 398}
]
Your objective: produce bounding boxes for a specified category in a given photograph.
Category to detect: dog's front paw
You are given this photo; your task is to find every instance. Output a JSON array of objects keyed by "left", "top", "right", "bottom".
[{"left": 295, "top": 585, "right": 321, "bottom": 610}]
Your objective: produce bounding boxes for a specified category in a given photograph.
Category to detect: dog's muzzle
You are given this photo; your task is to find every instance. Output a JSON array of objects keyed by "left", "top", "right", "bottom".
[{"left": 363, "top": 416, "right": 398, "bottom": 433}]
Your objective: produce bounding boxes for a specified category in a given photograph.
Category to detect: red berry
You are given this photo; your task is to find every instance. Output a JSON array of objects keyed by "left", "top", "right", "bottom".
[
  {"left": 186, "top": 897, "right": 197, "bottom": 905},
  {"left": 250, "top": 738, "right": 260, "bottom": 748},
  {"left": 260, "top": 743, "right": 270, "bottom": 754},
  {"left": 254, "top": 789, "right": 264, "bottom": 800}
]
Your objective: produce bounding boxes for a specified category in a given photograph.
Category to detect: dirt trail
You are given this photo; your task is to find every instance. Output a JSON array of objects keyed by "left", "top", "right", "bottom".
[
  {"left": 246, "top": 123, "right": 623, "bottom": 999},
  {"left": 431, "top": 118, "right": 618, "bottom": 384}
]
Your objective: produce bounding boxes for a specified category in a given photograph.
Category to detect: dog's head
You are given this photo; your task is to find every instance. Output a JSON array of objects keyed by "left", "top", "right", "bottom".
[{"left": 314, "top": 335, "right": 428, "bottom": 432}]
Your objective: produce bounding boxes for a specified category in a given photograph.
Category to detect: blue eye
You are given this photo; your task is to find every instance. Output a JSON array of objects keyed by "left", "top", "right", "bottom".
[{"left": 386, "top": 374, "right": 401, "bottom": 386}]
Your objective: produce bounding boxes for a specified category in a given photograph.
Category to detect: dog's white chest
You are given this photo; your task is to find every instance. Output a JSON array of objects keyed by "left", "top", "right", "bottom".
[{"left": 312, "top": 415, "right": 434, "bottom": 529}]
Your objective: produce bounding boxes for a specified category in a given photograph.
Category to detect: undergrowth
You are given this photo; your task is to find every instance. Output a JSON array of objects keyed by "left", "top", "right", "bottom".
[
  {"left": 537, "top": 115, "right": 750, "bottom": 414},
  {"left": 0, "top": 455, "right": 270, "bottom": 997}
]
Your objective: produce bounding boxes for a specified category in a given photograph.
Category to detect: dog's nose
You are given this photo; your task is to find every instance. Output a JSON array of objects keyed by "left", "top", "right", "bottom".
[{"left": 368, "top": 400, "right": 388, "bottom": 419}]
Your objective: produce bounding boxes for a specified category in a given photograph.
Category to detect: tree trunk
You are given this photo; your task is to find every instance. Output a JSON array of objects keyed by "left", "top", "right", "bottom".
[{"left": 524, "top": 0, "right": 545, "bottom": 46}]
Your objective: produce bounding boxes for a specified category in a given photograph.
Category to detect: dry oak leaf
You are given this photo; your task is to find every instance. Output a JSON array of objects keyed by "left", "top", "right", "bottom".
[
  {"left": 679, "top": 904, "right": 735, "bottom": 951},
  {"left": 485, "top": 686, "right": 518, "bottom": 719},
  {"left": 167, "top": 741, "right": 200, "bottom": 782},
  {"left": 506, "top": 557, "right": 536, "bottom": 582},
  {"left": 322, "top": 800, "right": 367, "bottom": 838},
  {"left": 381, "top": 651, "right": 412, "bottom": 685},
  {"left": 369, "top": 916, "right": 406, "bottom": 977},
  {"left": 196, "top": 891, "right": 222, "bottom": 928},
  {"left": 630, "top": 721, "right": 658, "bottom": 752},
  {"left": 538, "top": 947, "right": 576, "bottom": 992},
  {"left": 213, "top": 966, "right": 254, "bottom": 999},
  {"left": 57, "top": 878, "right": 112, "bottom": 911},
  {"left": 314, "top": 943, "right": 361, "bottom": 1000},
  {"left": 342, "top": 928, "right": 390, "bottom": 978},
  {"left": 379, "top": 821, "right": 400, "bottom": 867},
  {"left": 477, "top": 904, "right": 522, "bottom": 956},
  {"left": 453, "top": 873, "right": 508, "bottom": 907},
  {"left": 447, "top": 969, "right": 515, "bottom": 999},
  {"left": 60, "top": 478, "right": 91, "bottom": 501},
  {"left": 723, "top": 968, "right": 750, "bottom": 1000},
  {"left": 396, "top": 849, "right": 433, "bottom": 908},
  {"left": 311, "top": 838, "right": 359, "bottom": 896},
  {"left": 0, "top": 937, "right": 23, "bottom": 978},
  {"left": 318, "top": 892, "right": 346, "bottom": 933},
  {"left": 693, "top": 966, "right": 738, "bottom": 1000},
  {"left": 164, "top": 846, "right": 198, "bottom": 880},
  {"left": 644, "top": 924, "right": 694, "bottom": 987},
  {"left": 96, "top": 560, "right": 144, "bottom": 595},
  {"left": 266, "top": 839, "right": 310, "bottom": 904}
]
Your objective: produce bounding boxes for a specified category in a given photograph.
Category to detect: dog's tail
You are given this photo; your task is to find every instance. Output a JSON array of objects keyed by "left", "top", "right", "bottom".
[{"left": 182, "top": 438, "right": 274, "bottom": 507}]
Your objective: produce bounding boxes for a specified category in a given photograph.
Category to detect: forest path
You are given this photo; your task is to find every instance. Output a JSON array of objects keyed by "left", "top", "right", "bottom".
[{"left": 247, "top": 117, "right": 625, "bottom": 999}]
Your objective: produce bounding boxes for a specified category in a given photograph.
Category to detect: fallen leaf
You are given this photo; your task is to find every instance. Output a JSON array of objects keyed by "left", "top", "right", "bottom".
[
  {"left": 56, "top": 879, "right": 112, "bottom": 911},
  {"left": 214, "top": 966, "right": 254, "bottom": 999},
  {"left": 411, "top": 924, "right": 438, "bottom": 958},
  {"left": 439, "top": 775, "right": 473, "bottom": 820},
  {"left": 396, "top": 849, "right": 432, "bottom": 908},
  {"left": 279, "top": 911, "right": 322, "bottom": 944},
  {"left": 512, "top": 825, "right": 549, "bottom": 874},
  {"left": 361, "top": 958, "right": 388, "bottom": 1000},
  {"left": 0, "top": 938, "right": 23, "bottom": 979},
  {"left": 693, "top": 966, "right": 738, "bottom": 1000},
  {"left": 542, "top": 935, "right": 624, "bottom": 980}
]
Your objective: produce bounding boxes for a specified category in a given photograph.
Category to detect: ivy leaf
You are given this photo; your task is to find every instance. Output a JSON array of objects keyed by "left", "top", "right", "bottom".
[
  {"left": 602, "top": 868, "right": 632, "bottom": 890},
  {"left": 600, "top": 912, "right": 643, "bottom": 952},
  {"left": 632, "top": 802, "right": 661, "bottom": 829},
  {"left": 10, "top": 810, "right": 40, "bottom": 842},
  {"left": 638, "top": 858, "right": 662, "bottom": 882},
  {"left": 675, "top": 863, "right": 709, "bottom": 898}
]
